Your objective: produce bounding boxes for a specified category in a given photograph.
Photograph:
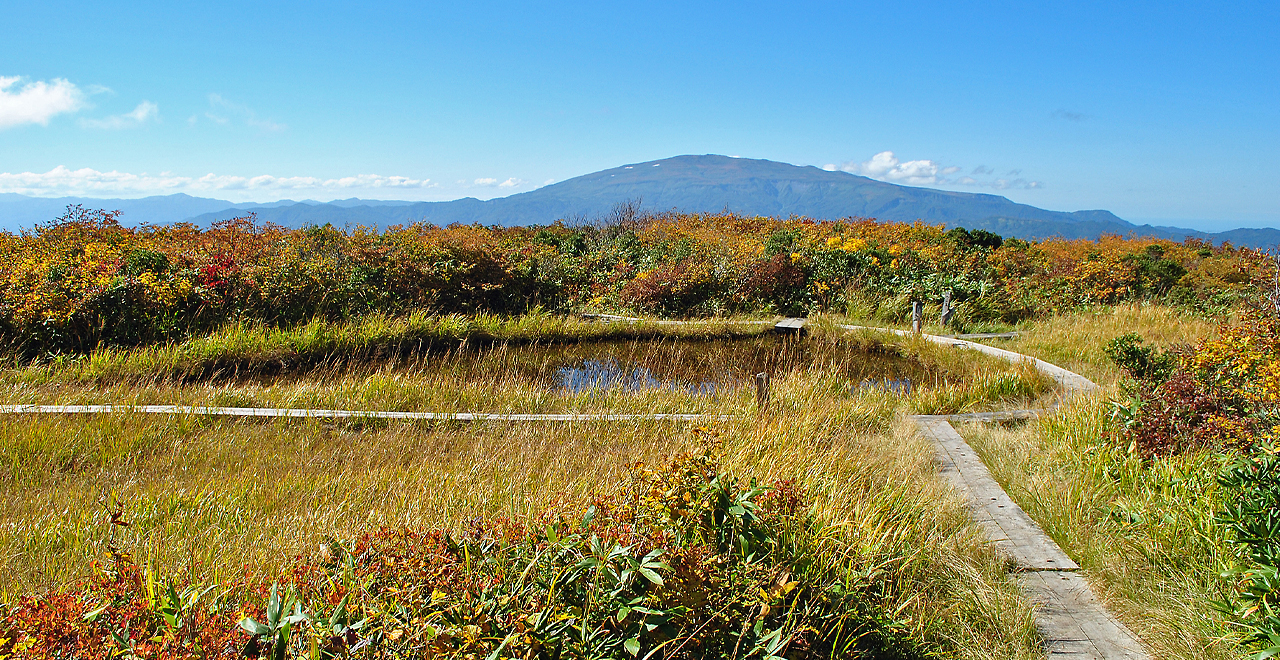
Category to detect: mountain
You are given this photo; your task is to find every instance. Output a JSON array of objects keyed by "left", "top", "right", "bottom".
[{"left": 3, "top": 155, "right": 1277, "bottom": 247}]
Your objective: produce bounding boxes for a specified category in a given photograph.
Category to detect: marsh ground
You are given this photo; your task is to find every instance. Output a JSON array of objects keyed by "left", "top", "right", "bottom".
[
  {"left": 1, "top": 319, "right": 1056, "bottom": 658},
  {"left": 0, "top": 306, "right": 1233, "bottom": 658}
]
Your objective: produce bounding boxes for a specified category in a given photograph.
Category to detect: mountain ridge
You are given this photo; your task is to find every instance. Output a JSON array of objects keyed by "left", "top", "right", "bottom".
[{"left": 2, "top": 155, "right": 1276, "bottom": 247}]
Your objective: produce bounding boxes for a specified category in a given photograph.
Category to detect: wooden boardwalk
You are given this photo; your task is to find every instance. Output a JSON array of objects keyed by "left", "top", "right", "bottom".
[
  {"left": 0, "top": 404, "right": 731, "bottom": 423},
  {"left": 901, "top": 323, "right": 1148, "bottom": 659},
  {"left": 839, "top": 324, "right": 1098, "bottom": 394},
  {"left": 915, "top": 415, "right": 1149, "bottom": 658}
]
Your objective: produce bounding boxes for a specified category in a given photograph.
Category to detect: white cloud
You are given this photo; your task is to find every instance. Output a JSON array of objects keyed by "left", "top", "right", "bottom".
[
  {"left": 471, "top": 177, "right": 526, "bottom": 189},
  {"left": 0, "top": 165, "right": 435, "bottom": 198},
  {"left": 825, "top": 151, "right": 942, "bottom": 185},
  {"left": 0, "top": 76, "right": 86, "bottom": 129},
  {"left": 826, "top": 151, "right": 1042, "bottom": 190},
  {"left": 79, "top": 101, "right": 158, "bottom": 129},
  {"left": 989, "top": 178, "right": 1042, "bottom": 190}
]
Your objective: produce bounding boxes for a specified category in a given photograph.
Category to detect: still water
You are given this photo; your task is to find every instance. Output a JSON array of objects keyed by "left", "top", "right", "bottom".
[
  {"left": 472, "top": 334, "right": 933, "bottom": 396},
  {"left": 556, "top": 359, "right": 720, "bottom": 395}
]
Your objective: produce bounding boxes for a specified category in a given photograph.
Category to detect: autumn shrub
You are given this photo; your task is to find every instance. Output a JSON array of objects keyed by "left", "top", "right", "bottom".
[
  {"left": 0, "top": 206, "right": 1265, "bottom": 356},
  {"left": 732, "top": 254, "right": 807, "bottom": 315},
  {"left": 1103, "top": 304, "right": 1280, "bottom": 656},
  {"left": 0, "top": 447, "right": 914, "bottom": 659},
  {"left": 1108, "top": 325, "right": 1268, "bottom": 458},
  {"left": 619, "top": 260, "right": 724, "bottom": 316}
]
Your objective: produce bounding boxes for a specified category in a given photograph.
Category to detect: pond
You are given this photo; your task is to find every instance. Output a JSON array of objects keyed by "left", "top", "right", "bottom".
[{"left": 420, "top": 334, "right": 935, "bottom": 397}]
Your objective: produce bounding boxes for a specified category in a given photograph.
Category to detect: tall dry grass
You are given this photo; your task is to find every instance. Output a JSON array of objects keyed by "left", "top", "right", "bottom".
[
  {"left": 974, "top": 303, "right": 1219, "bottom": 387},
  {"left": 0, "top": 325, "right": 1051, "bottom": 659}
]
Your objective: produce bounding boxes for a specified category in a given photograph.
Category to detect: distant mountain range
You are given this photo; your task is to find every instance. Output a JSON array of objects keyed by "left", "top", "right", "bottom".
[{"left": 3, "top": 155, "right": 1277, "bottom": 247}]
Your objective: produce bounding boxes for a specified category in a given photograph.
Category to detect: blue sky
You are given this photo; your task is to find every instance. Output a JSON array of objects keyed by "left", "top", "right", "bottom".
[{"left": 1, "top": 1, "right": 1276, "bottom": 230}]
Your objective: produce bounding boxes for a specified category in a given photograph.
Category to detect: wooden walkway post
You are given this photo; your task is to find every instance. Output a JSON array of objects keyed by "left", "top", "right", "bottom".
[
  {"left": 911, "top": 301, "right": 923, "bottom": 334},
  {"left": 755, "top": 372, "right": 770, "bottom": 411},
  {"left": 940, "top": 291, "right": 953, "bottom": 328}
]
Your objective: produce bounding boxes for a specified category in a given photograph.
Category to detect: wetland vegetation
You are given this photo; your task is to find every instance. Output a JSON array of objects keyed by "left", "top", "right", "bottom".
[{"left": 0, "top": 209, "right": 1275, "bottom": 659}]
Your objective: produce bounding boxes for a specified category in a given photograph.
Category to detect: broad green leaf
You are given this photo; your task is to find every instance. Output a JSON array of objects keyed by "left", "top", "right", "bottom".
[{"left": 637, "top": 567, "right": 664, "bottom": 586}]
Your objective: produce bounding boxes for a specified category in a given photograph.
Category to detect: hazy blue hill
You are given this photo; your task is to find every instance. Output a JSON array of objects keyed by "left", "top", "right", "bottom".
[
  {"left": 4, "top": 155, "right": 1278, "bottom": 247},
  {"left": 0, "top": 193, "right": 304, "bottom": 230}
]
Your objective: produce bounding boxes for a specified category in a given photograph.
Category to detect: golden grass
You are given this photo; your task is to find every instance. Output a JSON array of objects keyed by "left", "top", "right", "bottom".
[
  {"left": 7, "top": 311, "right": 776, "bottom": 383},
  {"left": 830, "top": 303, "right": 1220, "bottom": 388},
  {"left": 0, "top": 326, "right": 1051, "bottom": 659},
  {"left": 976, "top": 303, "right": 1220, "bottom": 387}
]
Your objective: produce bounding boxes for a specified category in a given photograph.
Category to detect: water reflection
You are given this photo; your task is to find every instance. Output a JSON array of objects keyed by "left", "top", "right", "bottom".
[{"left": 557, "top": 359, "right": 718, "bottom": 395}]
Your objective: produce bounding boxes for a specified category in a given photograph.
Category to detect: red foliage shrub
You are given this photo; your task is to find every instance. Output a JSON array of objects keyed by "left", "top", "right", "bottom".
[
  {"left": 733, "top": 254, "right": 808, "bottom": 314},
  {"left": 1125, "top": 372, "right": 1255, "bottom": 457},
  {"left": 619, "top": 259, "right": 723, "bottom": 316}
]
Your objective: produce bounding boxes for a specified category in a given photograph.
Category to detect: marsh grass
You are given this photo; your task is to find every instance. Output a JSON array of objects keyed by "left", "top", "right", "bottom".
[
  {"left": 0, "top": 322, "right": 1052, "bottom": 419},
  {"left": 0, "top": 320, "right": 1053, "bottom": 659},
  {"left": 8, "top": 312, "right": 775, "bottom": 384},
  {"left": 830, "top": 304, "right": 1218, "bottom": 389},
  {"left": 960, "top": 398, "right": 1241, "bottom": 659},
  {"left": 974, "top": 303, "right": 1220, "bottom": 387}
]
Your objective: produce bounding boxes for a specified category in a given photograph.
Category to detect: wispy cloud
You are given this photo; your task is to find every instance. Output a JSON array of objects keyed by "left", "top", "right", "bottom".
[
  {"left": 197, "top": 93, "right": 285, "bottom": 130},
  {"left": 0, "top": 166, "right": 435, "bottom": 198},
  {"left": 79, "top": 101, "right": 158, "bottom": 129},
  {"left": 825, "top": 151, "right": 1041, "bottom": 190},
  {"left": 473, "top": 177, "right": 526, "bottom": 188},
  {"left": 0, "top": 76, "right": 86, "bottom": 129},
  {"left": 1051, "top": 108, "right": 1088, "bottom": 122}
]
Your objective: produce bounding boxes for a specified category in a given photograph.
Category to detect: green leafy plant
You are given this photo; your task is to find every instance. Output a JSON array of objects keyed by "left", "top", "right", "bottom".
[
  {"left": 1218, "top": 449, "right": 1280, "bottom": 658},
  {"left": 239, "top": 584, "right": 308, "bottom": 660}
]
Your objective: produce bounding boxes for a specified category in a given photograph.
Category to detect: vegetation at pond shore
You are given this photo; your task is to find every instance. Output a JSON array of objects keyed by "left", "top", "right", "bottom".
[
  {"left": 6, "top": 311, "right": 776, "bottom": 384},
  {"left": 0, "top": 205, "right": 1262, "bottom": 356}
]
